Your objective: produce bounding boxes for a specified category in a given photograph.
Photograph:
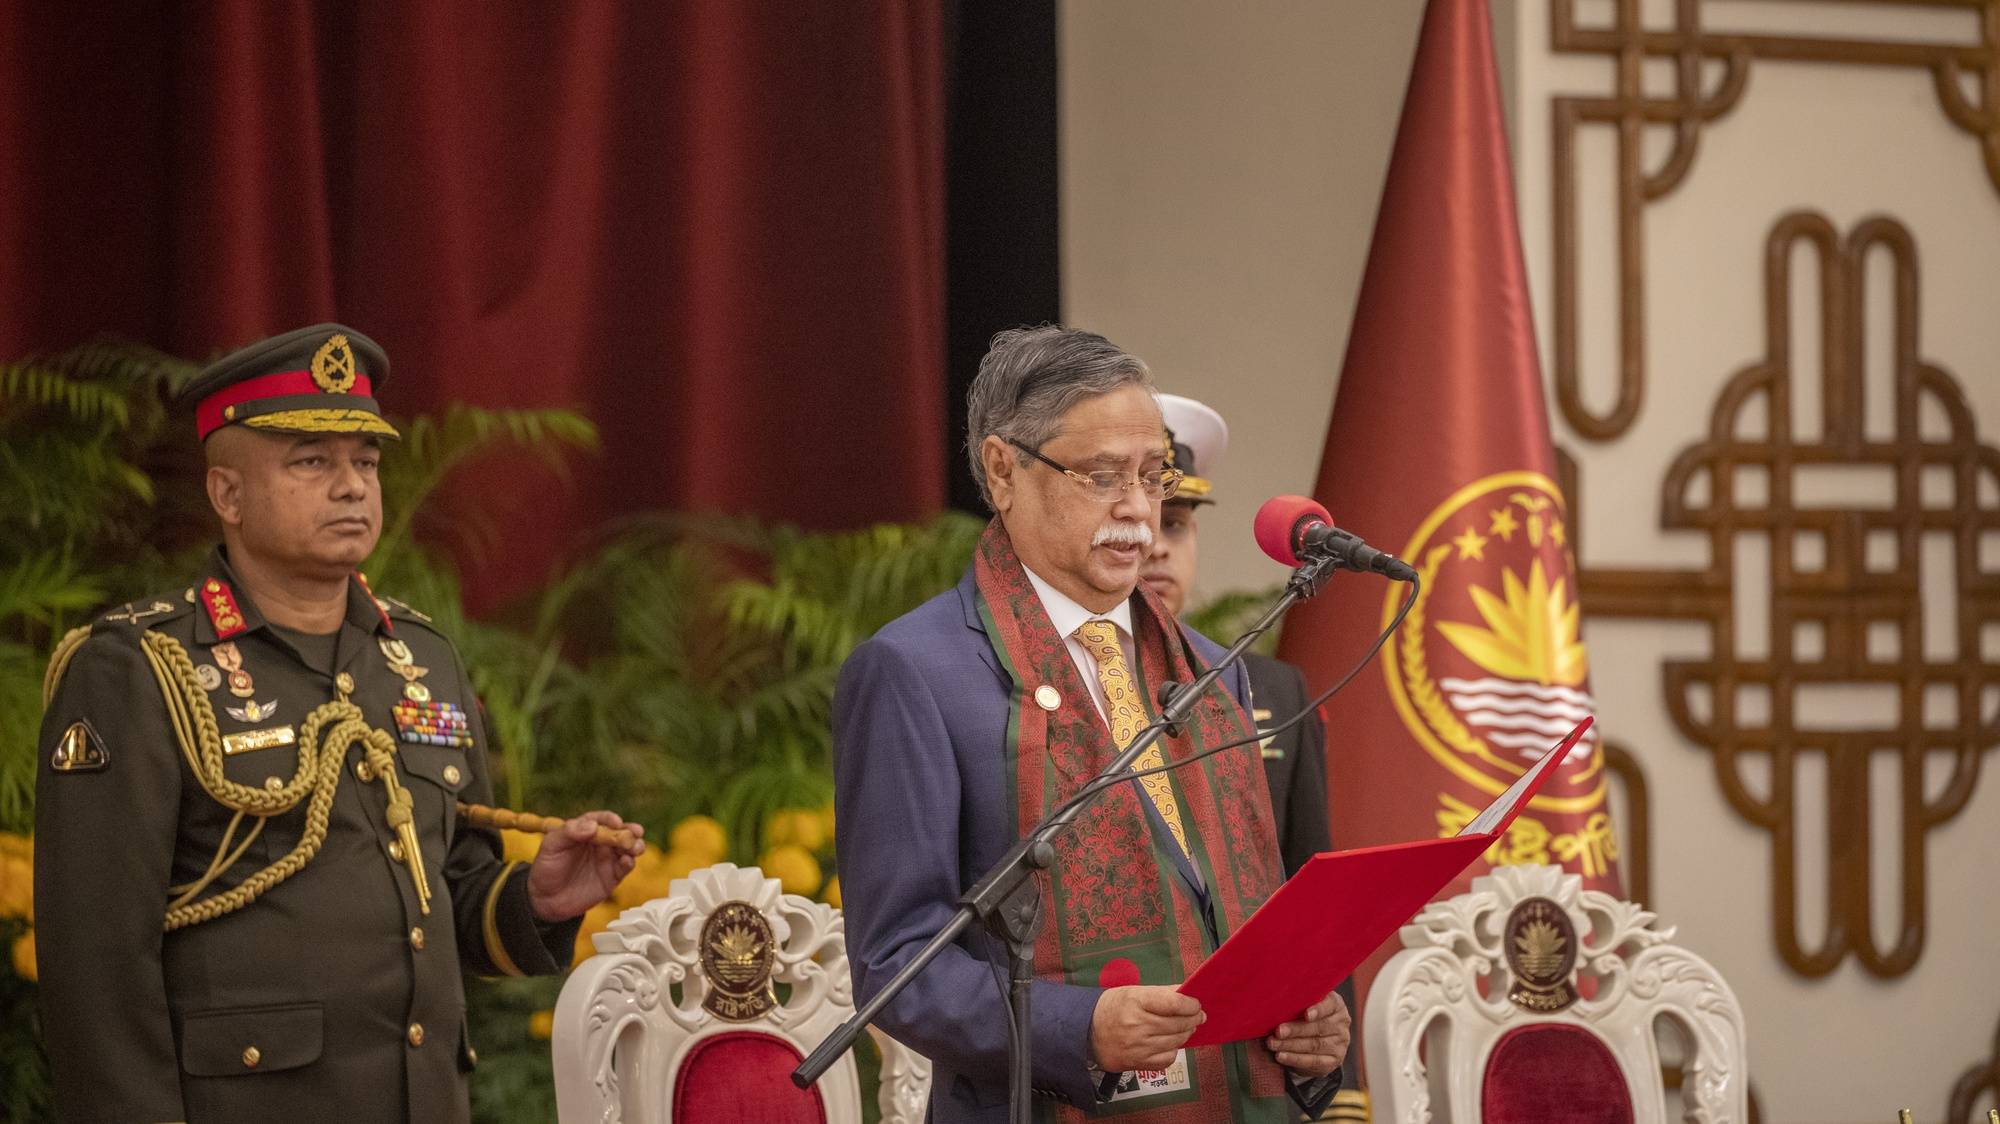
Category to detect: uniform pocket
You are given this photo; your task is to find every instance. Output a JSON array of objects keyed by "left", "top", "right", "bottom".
[
  {"left": 395, "top": 744, "right": 473, "bottom": 847},
  {"left": 179, "top": 1000, "right": 324, "bottom": 1077},
  {"left": 396, "top": 744, "right": 471, "bottom": 795}
]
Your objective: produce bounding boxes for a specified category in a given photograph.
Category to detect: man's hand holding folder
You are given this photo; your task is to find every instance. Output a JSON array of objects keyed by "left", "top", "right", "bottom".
[
  {"left": 1267, "top": 989, "right": 1352, "bottom": 1076},
  {"left": 1179, "top": 718, "right": 1595, "bottom": 1047}
]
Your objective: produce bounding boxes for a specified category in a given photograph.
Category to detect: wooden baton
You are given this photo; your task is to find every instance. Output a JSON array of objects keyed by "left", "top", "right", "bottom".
[{"left": 457, "top": 802, "right": 638, "bottom": 851}]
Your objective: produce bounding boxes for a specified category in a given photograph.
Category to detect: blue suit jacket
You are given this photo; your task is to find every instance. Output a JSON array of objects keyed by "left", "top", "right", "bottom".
[{"left": 832, "top": 569, "right": 1254, "bottom": 1121}]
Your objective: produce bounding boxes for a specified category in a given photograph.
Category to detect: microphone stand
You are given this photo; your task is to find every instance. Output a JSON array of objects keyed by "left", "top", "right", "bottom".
[{"left": 793, "top": 553, "right": 1341, "bottom": 1124}]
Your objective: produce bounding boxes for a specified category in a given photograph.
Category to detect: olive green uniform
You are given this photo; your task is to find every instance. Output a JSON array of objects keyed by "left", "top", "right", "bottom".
[{"left": 35, "top": 549, "right": 576, "bottom": 1124}]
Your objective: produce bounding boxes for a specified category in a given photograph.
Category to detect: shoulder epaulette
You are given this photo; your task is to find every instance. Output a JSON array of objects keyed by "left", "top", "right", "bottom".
[
  {"left": 378, "top": 594, "right": 434, "bottom": 626},
  {"left": 48, "top": 592, "right": 192, "bottom": 704},
  {"left": 94, "top": 593, "right": 190, "bottom": 630}
]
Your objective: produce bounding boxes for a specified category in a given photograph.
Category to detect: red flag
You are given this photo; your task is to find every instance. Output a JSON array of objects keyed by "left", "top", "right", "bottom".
[{"left": 1277, "top": 0, "right": 1622, "bottom": 932}]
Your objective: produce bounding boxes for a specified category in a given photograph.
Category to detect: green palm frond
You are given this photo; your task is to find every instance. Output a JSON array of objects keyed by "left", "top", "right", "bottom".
[
  {"left": 0, "top": 432, "right": 155, "bottom": 529},
  {"left": 369, "top": 404, "right": 598, "bottom": 582},
  {"left": 48, "top": 340, "right": 199, "bottom": 390},
  {"left": 389, "top": 403, "right": 598, "bottom": 502},
  {"left": 0, "top": 360, "right": 132, "bottom": 428},
  {"left": 1182, "top": 586, "right": 1285, "bottom": 655},
  {"left": 0, "top": 642, "right": 45, "bottom": 833},
  {"left": 0, "top": 552, "right": 106, "bottom": 626}
]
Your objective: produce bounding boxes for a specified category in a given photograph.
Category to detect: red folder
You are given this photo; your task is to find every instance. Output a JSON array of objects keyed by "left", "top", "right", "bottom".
[{"left": 1179, "top": 717, "right": 1594, "bottom": 1046}]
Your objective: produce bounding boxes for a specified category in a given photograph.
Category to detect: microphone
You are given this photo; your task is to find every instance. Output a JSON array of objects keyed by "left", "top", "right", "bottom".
[{"left": 1254, "top": 495, "right": 1418, "bottom": 582}]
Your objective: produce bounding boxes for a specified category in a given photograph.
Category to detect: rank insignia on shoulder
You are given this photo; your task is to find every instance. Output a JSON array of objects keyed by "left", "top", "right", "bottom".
[
  {"left": 393, "top": 700, "right": 474, "bottom": 749},
  {"left": 381, "top": 594, "right": 432, "bottom": 624},
  {"left": 101, "top": 600, "right": 175, "bottom": 626},
  {"left": 51, "top": 720, "right": 109, "bottom": 773}
]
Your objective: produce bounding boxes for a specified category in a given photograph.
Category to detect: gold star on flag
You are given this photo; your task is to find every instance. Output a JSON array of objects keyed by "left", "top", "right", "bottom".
[
  {"left": 1550, "top": 519, "right": 1568, "bottom": 546},
  {"left": 1452, "top": 526, "right": 1489, "bottom": 561},
  {"left": 1488, "top": 507, "right": 1520, "bottom": 540}
]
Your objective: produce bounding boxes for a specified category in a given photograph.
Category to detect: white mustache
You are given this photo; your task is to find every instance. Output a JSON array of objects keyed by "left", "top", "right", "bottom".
[{"left": 1092, "top": 522, "right": 1154, "bottom": 549}]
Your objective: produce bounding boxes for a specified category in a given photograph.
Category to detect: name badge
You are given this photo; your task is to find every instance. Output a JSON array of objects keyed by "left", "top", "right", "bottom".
[
  {"left": 223, "top": 725, "right": 297, "bottom": 756},
  {"left": 1253, "top": 707, "right": 1284, "bottom": 760}
]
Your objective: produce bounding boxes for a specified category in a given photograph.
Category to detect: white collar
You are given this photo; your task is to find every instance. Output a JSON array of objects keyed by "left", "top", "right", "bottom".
[{"left": 1022, "top": 564, "right": 1134, "bottom": 642}]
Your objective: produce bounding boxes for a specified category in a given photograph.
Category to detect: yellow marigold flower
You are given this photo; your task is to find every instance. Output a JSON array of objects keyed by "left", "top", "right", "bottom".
[
  {"left": 11, "top": 930, "right": 34, "bottom": 982},
  {"left": 0, "top": 856, "right": 32, "bottom": 922},
  {"left": 528, "top": 1009, "right": 554, "bottom": 1040},
  {"left": 0, "top": 832, "right": 31, "bottom": 860},
  {"left": 572, "top": 901, "right": 621, "bottom": 967},
  {"left": 759, "top": 845, "right": 822, "bottom": 898},
  {"left": 669, "top": 815, "right": 727, "bottom": 863},
  {"left": 614, "top": 846, "right": 688, "bottom": 909},
  {"left": 764, "top": 808, "right": 827, "bottom": 853},
  {"left": 500, "top": 828, "right": 542, "bottom": 866},
  {"left": 821, "top": 876, "right": 842, "bottom": 909}
]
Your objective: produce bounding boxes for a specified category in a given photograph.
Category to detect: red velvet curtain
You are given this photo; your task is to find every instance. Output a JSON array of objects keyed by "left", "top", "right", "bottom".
[{"left": 0, "top": 1, "right": 946, "bottom": 612}]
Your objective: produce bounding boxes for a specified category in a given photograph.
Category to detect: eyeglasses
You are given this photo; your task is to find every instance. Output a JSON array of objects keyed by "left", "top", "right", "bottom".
[{"left": 1006, "top": 437, "right": 1184, "bottom": 502}]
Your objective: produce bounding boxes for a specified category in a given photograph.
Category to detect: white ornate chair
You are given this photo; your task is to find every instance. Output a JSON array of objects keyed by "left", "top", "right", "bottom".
[
  {"left": 553, "top": 862, "right": 931, "bottom": 1124},
  {"left": 1363, "top": 864, "right": 1748, "bottom": 1124}
]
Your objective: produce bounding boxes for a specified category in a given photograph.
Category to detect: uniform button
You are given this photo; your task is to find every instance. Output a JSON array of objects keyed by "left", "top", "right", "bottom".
[
  {"left": 388, "top": 840, "right": 406, "bottom": 862},
  {"left": 336, "top": 672, "right": 355, "bottom": 694},
  {"left": 408, "top": 1023, "right": 425, "bottom": 1047},
  {"left": 242, "top": 1046, "right": 261, "bottom": 1068},
  {"left": 465, "top": 1046, "right": 478, "bottom": 1066},
  {"left": 442, "top": 765, "right": 462, "bottom": 785},
  {"left": 410, "top": 927, "right": 426, "bottom": 951},
  {"left": 355, "top": 761, "right": 374, "bottom": 782},
  {"left": 264, "top": 776, "right": 283, "bottom": 792}
]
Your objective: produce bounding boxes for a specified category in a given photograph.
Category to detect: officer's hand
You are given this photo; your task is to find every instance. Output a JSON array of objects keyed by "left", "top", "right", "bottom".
[
  {"left": 526, "top": 810, "right": 646, "bottom": 922},
  {"left": 1266, "top": 987, "right": 1349, "bottom": 1078},
  {"left": 1090, "top": 986, "right": 1204, "bottom": 1073}
]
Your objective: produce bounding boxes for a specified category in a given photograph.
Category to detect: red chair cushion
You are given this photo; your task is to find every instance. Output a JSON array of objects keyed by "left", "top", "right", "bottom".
[
  {"left": 1481, "top": 1023, "right": 1635, "bottom": 1124},
  {"left": 671, "top": 1031, "right": 827, "bottom": 1124}
]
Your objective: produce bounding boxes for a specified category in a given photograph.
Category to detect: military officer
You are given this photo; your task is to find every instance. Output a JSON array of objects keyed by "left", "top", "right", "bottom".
[
  {"left": 34, "top": 324, "right": 644, "bottom": 1124},
  {"left": 1139, "top": 393, "right": 1369, "bottom": 1121}
]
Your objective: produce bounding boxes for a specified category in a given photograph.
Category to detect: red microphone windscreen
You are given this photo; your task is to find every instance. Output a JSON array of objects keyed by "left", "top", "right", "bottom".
[
  {"left": 1253, "top": 495, "right": 1333, "bottom": 567},
  {"left": 1098, "top": 957, "right": 1141, "bottom": 989}
]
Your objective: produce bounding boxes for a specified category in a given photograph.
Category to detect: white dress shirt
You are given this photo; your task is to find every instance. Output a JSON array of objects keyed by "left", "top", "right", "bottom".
[{"left": 1022, "top": 564, "right": 1134, "bottom": 729}]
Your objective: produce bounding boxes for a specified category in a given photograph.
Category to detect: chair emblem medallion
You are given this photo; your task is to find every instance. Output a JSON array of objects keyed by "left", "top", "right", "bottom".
[
  {"left": 1504, "top": 896, "right": 1578, "bottom": 1012},
  {"left": 701, "top": 900, "right": 777, "bottom": 1021}
]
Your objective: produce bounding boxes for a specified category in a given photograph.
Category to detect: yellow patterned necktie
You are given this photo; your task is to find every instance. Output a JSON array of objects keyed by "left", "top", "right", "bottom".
[{"left": 1073, "top": 619, "right": 1191, "bottom": 858}]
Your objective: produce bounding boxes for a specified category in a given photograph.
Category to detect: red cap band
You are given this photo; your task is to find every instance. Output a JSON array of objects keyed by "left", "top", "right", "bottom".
[{"left": 195, "top": 369, "right": 375, "bottom": 440}]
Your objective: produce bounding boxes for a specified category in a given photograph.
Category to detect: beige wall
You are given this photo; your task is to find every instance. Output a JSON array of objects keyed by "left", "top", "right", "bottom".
[
  {"left": 1511, "top": 2, "right": 2000, "bottom": 1120},
  {"left": 1064, "top": 2, "right": 2000, "bottom": 1121},
  {"left": 1060, "top": 0, "right": 1425, "bottom": 601}
]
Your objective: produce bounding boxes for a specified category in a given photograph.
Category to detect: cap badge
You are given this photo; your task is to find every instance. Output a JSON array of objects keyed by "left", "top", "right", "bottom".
[{"left": 310, "top": 333, "right": 358, "bottom": 394}]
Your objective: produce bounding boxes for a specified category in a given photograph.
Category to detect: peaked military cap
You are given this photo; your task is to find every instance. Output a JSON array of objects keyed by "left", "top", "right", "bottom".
[
  {"left": 183, "top": 323, "right": 399, "bottom": 441},
  {"left": 1158, "top": 392, "right": 1227, "bottom": 505}
]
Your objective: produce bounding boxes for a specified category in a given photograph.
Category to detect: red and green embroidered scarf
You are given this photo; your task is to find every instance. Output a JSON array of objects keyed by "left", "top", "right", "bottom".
[{"left": 972, "top": 519, "right": 1292, "bottom": 1123}]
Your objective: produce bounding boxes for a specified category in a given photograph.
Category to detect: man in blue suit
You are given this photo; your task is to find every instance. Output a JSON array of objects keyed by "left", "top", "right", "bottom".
[{"left": 833, "top": 327, "right": 1349, "bottom": 1122}]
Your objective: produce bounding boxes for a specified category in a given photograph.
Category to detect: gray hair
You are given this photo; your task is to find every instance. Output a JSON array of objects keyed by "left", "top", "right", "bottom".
[{"left": 964, "top": 325, "right": 1155, "bottom": 507}]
